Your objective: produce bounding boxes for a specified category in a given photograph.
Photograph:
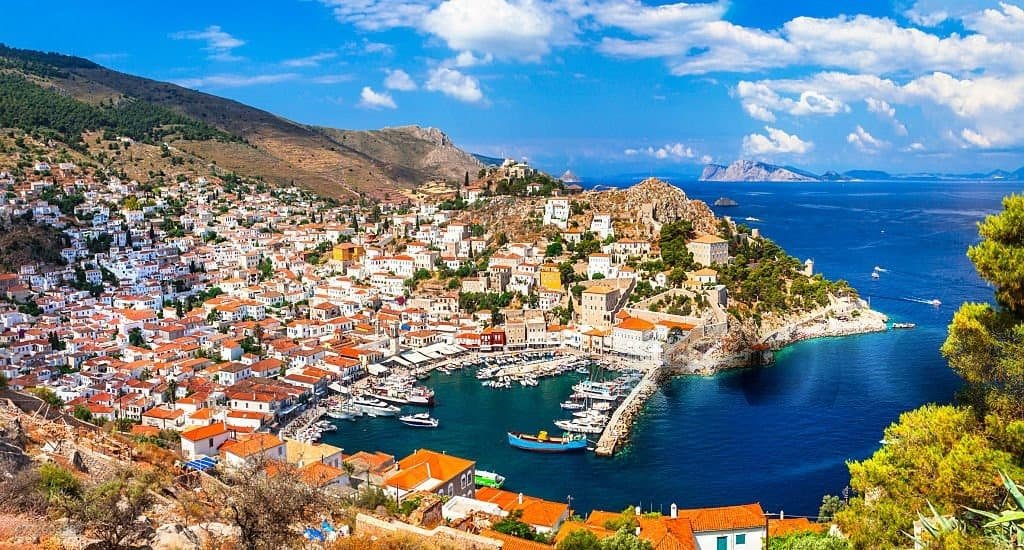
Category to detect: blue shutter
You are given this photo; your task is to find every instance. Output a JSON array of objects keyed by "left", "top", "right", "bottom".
[{"left": 717, "top": 535, "right": 728, "bottom": 550}]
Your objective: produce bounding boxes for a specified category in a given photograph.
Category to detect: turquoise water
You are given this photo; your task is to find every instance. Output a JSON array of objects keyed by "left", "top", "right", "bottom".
[{"left": 323, "top": 180, "right": 1019, "bottom": 516}]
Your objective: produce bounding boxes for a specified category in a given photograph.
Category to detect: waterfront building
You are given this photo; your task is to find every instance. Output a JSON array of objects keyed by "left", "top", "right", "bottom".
[
  {"left": 557, "top": 502, "right": 767, "bottom": 550},
  {"left": 611, "top": 316, "right": 661, "bottom": 361},
  {"left": 475, "top": 487, "right": 571, "bottom": 534},
  {"left": 384, "top": 449, "right": 477, "bottom": 500},
  {"left": 580, "top": 285, "right": 619, "bottom": 328}
]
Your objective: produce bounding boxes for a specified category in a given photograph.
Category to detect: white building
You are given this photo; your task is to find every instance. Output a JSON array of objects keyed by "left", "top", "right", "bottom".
[
  {"left": 589, "top": 213, "right": 613, "bottom": 240},
  {"left": 543, "top": 198, "right": 570, "bottom": 229}
]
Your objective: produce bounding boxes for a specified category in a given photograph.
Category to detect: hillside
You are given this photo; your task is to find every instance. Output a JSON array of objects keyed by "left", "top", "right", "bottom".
[
  {"left": 0, "top": 43, "right": 482, "bottom": 198},
  {"left": 317, "top": 125, "right": 483, "bottom": 184}
]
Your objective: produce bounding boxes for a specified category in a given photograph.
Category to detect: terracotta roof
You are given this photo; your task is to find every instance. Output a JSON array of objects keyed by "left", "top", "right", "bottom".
[
  {"left": 676, "top": 503, "right": 765, "bottom": 532},
  {"left": 475, "top": 487, "right": 568, "bottom": 528},
  {"left": 616, "top": 317, "right": 656, "bottom": 331},
  {"left": 768, "top": 517, "right": 826, "bottom": 537},
  {"left": 220, "top": 433, "right": 284, "bottom": 459},
  {"left": 480, "top": 529, "right": 553, "bottom": 550},
  {"left": 690, "top": 235, "right": 728, "bottom": 244},
  {"left": 180, "top": 422, "right": 230, "bottom": 442}
]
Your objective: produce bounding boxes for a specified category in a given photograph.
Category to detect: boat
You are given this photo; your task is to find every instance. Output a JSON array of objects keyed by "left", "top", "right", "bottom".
[
  {"left": 554, "top": 419, "right": 604, "bottom": 434},
  {"left": 507, "top": 431, "right": 589, "bottom": 453},
  {"left": 326, "top": 410, "right": 355, "bottom": 420},
  {"left": 714, "top": 197, "right": 739, "bottom": 207},
  {"left": 349, "top": 395, "right": 401, "bottom": 416},
  {"left": 474, "top": 470, "right": 507, "bottom": 489},
  {"left": 744, "top": 216, "right": 762, "bottom": 222},
  {"left": 892, "top": 322, "right": 916, "bottom": 329},
  {"left": 575, "top": 366, "right": 589, "bottom": 374},
  {"left": 560, "top": 400, "right": 585, "bottom": 410},
  {"left": 398, "top": 412, "right": 439, "bottom": 428},
  {"left": 871, "top": 271, "right": 880, "bottom": 280}
]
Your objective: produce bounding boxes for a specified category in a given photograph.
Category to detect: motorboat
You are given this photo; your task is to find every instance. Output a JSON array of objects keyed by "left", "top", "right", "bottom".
[{"left": 398, "top": 412, "right": 439, "bottom": 428}]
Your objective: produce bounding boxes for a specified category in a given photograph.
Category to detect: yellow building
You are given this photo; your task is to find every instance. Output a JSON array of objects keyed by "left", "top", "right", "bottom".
[
  {"left": 539, "top": 264, "right": 562, "bottom": 291},
  {"left": 332, "top": 243, "right": 364, "bottom": 263}
]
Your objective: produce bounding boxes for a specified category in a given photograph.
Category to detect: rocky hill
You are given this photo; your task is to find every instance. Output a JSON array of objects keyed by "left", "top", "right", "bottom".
[
  {"left": 452, "top": 178, "right": 719, "bottom": 242},
  {"left": 700, "top": 160, "right": 819, "bottom": 182},
  {"left": 0, "top": 43, "right": 481, "bottom": 198},
  {"left": 317, "top": 125, "right": 482, "bottom": 184}
]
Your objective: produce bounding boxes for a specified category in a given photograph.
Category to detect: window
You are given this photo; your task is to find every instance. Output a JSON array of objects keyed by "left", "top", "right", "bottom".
[
  {"left": 716, "top": 536, "right": 727, "bottom": 550},
  {"left": 736, "top": 533, "right": 746, "bottom": 545}
]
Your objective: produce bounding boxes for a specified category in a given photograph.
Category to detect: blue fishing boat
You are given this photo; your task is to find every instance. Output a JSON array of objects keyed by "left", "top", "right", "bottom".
[{"left": 507, "top": 431, "right": 588, "bottom": 453}]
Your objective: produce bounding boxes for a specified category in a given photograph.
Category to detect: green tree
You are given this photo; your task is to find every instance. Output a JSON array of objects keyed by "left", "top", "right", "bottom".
[
  {"left": 38, "top": 462, "right": 82, "bottom": 501},
  {"left": 29, "top": 387, "right": 62, "bottom": 407},
  {"left": 942, "top": 194, "right": 1024, "bottom": 419},
  {"left": 769, "top": 531, "right": 851, "bottom": 550},
  {"left": 601, "top": 529, "right": 653, "bottom": 550},
  {"left": 835, "top": 405, "right": 1022, "bottom": 547},
  {"left": 558, "top": 529, "right": 602, "bottom": 550},
  {"left": 127, "top": 327, "right": 146, "bottom": 348},
  {"left": 72, "top": 404, "right": 93, "bottom": 423}
]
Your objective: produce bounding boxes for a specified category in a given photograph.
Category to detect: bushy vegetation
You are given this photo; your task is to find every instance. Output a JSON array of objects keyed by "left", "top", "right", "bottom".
[
  {"left": 0, "top": 73, "right": 237, "bottom": 148},
  {"left": 718, "top": 222, "right": 848, "bottom": 314}
]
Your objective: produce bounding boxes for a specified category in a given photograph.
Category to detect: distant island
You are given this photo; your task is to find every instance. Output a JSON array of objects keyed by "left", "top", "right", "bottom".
[{"left": 700, "top": 159, "right": 1024, "bottom": 182}]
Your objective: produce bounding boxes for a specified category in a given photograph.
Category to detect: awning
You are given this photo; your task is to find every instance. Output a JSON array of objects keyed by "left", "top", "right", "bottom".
[{"left": 184, "top": 456, "right": 218, "bottom": 472}]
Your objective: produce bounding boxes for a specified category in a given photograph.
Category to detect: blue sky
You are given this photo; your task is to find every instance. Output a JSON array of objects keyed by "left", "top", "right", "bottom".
[{"left": 5, "top": 0, "right": 1024, "bottom": 177}]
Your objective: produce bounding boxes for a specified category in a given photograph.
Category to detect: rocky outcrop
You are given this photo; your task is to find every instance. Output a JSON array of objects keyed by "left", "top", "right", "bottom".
[
  {"left": 320, "top": 125, "right": 483, "bottom": 184},
  {"left": 586, "top": 177, "right": 720, "bottom": 237},
  {"left": 700, "top": 160, "right": 820, "bottom": 182}
]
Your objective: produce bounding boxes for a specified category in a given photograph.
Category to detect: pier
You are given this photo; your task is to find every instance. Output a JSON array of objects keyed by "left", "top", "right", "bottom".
[{"left": 594, "top": 367, "right": 661, "bottom": 457}]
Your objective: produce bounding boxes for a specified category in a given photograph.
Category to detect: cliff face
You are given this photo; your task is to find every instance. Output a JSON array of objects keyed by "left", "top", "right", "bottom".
[
  {"left": 317, "top": 125, "right": 483, "bottom": 183},
  {"left": 700, "top": 160, "right": 819, "bottom": 182}
]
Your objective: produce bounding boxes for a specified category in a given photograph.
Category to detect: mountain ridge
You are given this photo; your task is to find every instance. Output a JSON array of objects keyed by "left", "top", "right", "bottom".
[{"left": 0, "top": 43, "right": 483, "bottom": 198}]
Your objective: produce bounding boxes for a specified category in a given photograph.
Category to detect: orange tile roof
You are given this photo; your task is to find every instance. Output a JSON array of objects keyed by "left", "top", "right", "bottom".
[
  {"left": 220, "top": 433, "right": 284, "bottom": 459},
  {"left": 769, "top": 517, "right": 826, "bottom": 537},
  {"left": 675, "top": 503, "right": 764, "bottom": 532},
  {"left": 480, "top": 529, "right": 553, "bottom": 550},
  {"left": 616, "top": 317, "right": 656, "bottom": 331},
  {"left": 475, "top": 487, "right": 568, "bottom": 528},
  {"left": 387, "top": 449, "right": 474, "bottom": 490},
  {"left": 180, "top": 422, "right": 230, "bottom": 442},
  {"left": 300, "top": 462, "right": 347, "bottom": 487}
]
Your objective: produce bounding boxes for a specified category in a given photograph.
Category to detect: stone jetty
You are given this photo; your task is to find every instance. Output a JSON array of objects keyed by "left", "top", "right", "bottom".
[{"left": 594, "top": 367, "right": 661, "bottom": 457}]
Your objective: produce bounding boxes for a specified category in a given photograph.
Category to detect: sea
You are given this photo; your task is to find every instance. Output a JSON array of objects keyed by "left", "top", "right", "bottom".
[{"left": 323, "top": 180, "right": 1021, "bottom": 517}]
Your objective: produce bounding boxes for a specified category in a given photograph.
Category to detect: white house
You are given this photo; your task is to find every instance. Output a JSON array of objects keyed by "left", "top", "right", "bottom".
[
  {"left": 543, "top": 198, "right": 570, "bottom": 229},
  {"left": 180, "top": 422, "right": 232, "bottom": 460}
]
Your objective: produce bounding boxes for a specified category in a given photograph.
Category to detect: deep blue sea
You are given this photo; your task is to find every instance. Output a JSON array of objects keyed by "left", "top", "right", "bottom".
[{"left": 324, "top": 180, "right": 1021, "bottom": 517}]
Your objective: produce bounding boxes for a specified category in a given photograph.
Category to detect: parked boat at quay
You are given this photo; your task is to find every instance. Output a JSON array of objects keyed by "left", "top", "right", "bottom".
[
  {"left": 474, "top": 470, "right": 507, "bottom": 489},
  {"left": 349, "top": 395, "right": 401, "bottom": 416},
  {"left": 508, "top": 431, "right": 589, "bottom": 453}
]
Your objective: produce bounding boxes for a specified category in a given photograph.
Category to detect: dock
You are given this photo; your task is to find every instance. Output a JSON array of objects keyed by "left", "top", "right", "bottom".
[{"left": 593, "top": 367, "right": 661, "bottom": 457}]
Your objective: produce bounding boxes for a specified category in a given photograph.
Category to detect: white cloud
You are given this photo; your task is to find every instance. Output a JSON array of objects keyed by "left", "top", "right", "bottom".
[
  {"left": 359, "top": 86, "right": 398, "bottom": 109},
  {"left": 423, "top": 0, "right": 576, "bottom": 61},
  {"left": 742, "top": 127, "right": 813, "bottom": 155},
  {"left": 384, "top": 69, "right": 417, "bottom": 91},
  {"left": 736, "top": 81, "right": 848, "bottom": 121},
  {"left": 623, "top": 142, "right": 699, "bottom": 161},
  {"left": 321, "top": 0, "right": 431, "bottom": 31},
  {"left": 847, "top": 125, "right": 888, "bottom": 152},
  {"left": 961, "top": 128, "right": 992, "bottom": 147},
  {"left": 426, "top": 67, "right": 484, "bottom": 103},
  {"left": 311, "top": 74, "right": 355, "bottom": 84},
  {"left": 701, "top": 154, "right": 714, "bottom": 164},
  {"left": 905, "top": 142, "right": 927, "bottom": 152},
  {"left": 171, "top": 25, "right": 245, "bottom": 61},
  {"left": 452, "top": 51, "right": 493, "bottom": 68},
  {"left": 282, "top": 52, "right": 337, "bottom": 67},
  {"left": 174, "top": 73, "right": 297, "bottom": 88},
  {"left": 865, "top": 97, "right": 908, "bottom": 135}
]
